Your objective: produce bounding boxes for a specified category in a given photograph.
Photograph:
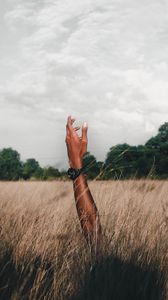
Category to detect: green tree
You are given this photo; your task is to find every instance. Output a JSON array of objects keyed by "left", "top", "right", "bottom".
[
  {"left": 43, "top": 166, "right": 61, "bottom": 180},
  {"left": 158, "top": 122, "right": 168, "bottom": 142},
  {"left": 33, "top": 166, "right": 44, "bottom": 179},
  {"left": 83, "top": 152, "right": 102, "bottom": 179},
  {"left": 104, "top": 144, "right": 133, "bottom": 179},
  {"left": 0, "top": 148, "right": 22, "bottom": 180},
  {"left": 22, "top": 158, "right": 41, "bottom": 180},
  {"left": 145, "top": 122, "right": 168, "bottom": 178}
]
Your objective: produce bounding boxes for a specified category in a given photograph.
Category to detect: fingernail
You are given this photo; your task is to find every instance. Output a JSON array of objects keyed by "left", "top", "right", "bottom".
[{"left": 83, "top": 122, "right": 88, "bottom": 127}]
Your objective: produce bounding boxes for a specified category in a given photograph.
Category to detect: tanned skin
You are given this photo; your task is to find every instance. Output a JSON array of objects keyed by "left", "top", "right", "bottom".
[{"left": 65, "top": 115, "right": 102, "bottom": 259}]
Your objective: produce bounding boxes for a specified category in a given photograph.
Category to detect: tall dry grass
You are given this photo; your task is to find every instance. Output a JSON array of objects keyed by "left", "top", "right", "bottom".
[{"left": 0, "top": 180, "right": 167, "bottom": 299}]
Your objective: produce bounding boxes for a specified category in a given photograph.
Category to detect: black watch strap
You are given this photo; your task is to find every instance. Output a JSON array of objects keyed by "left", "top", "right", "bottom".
[{"left": 67, "top": 166, "right": 87, "bottom": 180}]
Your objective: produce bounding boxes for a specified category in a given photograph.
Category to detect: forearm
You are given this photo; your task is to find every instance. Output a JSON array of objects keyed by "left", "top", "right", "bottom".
[
  {"left": 73, "top": 173, "right": 101, "bottom": 250},
  {"left": 65, "top": 115, "right": 101, "bottom": 256}
]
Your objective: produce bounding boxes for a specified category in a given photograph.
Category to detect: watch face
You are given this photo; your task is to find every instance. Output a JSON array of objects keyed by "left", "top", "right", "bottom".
[{"left": 67, "top": 168, "right": 77, "bottom": 179}]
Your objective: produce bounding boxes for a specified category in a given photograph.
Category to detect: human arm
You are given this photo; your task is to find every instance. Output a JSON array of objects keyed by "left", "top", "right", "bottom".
[{"left": 65, "top": 116, "right": 102, "bottom": 256}]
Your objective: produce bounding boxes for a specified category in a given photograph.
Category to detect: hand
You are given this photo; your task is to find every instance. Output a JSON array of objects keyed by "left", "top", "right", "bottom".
[{"left": 65, "top": 115, "right": 88, "bottom": 169}]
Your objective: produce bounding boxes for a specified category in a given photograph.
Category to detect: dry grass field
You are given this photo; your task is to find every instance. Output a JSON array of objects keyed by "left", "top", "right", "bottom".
[{"left": 0, "top": 180, "right": 167, "bottom": 300}]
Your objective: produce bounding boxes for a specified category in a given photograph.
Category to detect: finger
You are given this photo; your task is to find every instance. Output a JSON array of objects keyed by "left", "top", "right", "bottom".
[
  {"left": 65, "top": 135, "right": 70, "bottom": 144},
  {"left": 68, "top": 115, "right": 76, "bottom": 125},
  {"left": 74, "top": 126, "right": 80, "bottom": 131},
  {"left": 67, "top": 115, "right": 75, "bottom": 135},
  {"left": 66, "top": 116, "right": 71, "bottom": 139},
  {"left": 81, "top": 121, "right": 88, "bottom": 143},
  {"left": 80, "top": 137, "right": 87, "bottom": 157},
  {"left": 71, "top": 116, "right": 76, "bottom": 125},
  {"left": 66, "top": 123, "right": 70, "bottom": 137},
  {"left": 67, "top": 115, "right": 78, "bottom": 137}
]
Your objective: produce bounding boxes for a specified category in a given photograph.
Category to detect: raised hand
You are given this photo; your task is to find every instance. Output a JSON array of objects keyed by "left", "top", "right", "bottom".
[
  {"left": 65, "top": 115, "right": 88, "bottom": 169},
  {"left": 65, "top": 115, "right": 102, "bottom": 260}
]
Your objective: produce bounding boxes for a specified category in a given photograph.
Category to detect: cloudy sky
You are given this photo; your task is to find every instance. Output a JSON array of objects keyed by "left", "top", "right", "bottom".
[{"left": 0, "top": 0, "right": 168, "bottom": 169}]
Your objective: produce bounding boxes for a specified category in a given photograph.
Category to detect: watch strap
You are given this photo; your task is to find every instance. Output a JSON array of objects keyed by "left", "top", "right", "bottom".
[{"left": 67, "top": 165, "right": 87, "bottom": 180}]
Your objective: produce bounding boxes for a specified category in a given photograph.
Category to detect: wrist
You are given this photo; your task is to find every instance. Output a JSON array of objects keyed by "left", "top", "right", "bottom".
[
  {"left": 73, "top": 172, "right": 87, "bottom": 184},
  {"left": 69, "top": 159, "right": 83, "bottom": 169}
]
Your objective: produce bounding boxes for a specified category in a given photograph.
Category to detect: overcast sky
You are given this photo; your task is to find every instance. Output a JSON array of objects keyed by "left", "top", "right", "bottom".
[{"left": 0, "top": 0, "right": 168, "bottom": 169}]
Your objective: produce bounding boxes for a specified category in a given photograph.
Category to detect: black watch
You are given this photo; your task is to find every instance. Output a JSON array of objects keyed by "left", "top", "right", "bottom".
[{"left": 67, "top": 166, "right": 86, "bottom": 180}]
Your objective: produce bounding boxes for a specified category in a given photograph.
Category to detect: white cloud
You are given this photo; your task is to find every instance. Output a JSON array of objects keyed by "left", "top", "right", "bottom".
[{"left": 0, "top": 0, "right": 168, "bottom": 168}]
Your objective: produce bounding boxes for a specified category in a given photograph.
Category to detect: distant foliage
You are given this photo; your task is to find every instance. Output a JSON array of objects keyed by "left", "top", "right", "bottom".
[
  {"left": 43, "top": 166, "right": 61, "bottom": 180},
  {"left": 23, "top": 159, "right": 41, "bottom": 180},
  {"left": 0, "top": 122, "right": 167, "bottom": 180},
  {"left": 84, "top": 122, "right": 168, "bottom": 180},
  {"left": 0, "top": 148, "right": 22, "bottom": 180}
]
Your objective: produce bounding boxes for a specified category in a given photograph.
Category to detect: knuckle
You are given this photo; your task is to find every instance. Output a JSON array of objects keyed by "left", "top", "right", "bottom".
[
  {"left": 65, "top": 137, "right": 69, "bottom": 143},
  {"left": 82, "top": 139, "right": 88, "bottom": 143}
]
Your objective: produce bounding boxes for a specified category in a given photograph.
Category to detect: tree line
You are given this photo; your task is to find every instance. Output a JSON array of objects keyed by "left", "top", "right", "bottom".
[{"left": 0, "top": 122, "right": 167, "bottom": 180}]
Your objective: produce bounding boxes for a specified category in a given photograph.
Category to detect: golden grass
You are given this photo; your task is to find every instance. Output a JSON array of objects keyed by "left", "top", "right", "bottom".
[{"left": 0, "top": 180, "right": 167, "bottom": 299}]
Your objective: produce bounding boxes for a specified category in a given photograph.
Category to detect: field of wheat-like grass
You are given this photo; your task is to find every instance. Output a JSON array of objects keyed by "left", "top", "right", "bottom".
[{"left": 0, "top": 180, "right": 167, "bottom": 300}]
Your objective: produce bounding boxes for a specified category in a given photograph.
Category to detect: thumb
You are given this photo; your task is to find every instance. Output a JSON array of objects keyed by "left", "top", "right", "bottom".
[
  {"left": 81, "top": 122, "right": 88, "bottom": 142},
  {"left": 80, "top": 122, "right": 88, "bottom": 157}
]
